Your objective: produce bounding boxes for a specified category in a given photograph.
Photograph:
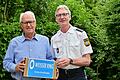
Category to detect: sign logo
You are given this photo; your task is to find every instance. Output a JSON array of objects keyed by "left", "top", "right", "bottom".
[{"left": 30, "top": 60, "right": 34, "bottom": 69}]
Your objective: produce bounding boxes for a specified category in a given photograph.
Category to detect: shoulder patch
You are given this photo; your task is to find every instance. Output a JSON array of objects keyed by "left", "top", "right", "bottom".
[
  {"left": 76, "top": 28, "right": 83, "bottom": 32},
  {"left": 84, "top": 38, "right": 90, "bottom": 47}
]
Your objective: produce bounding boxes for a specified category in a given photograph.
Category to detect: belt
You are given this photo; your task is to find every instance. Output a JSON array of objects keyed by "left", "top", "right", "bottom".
[{"left": 58, "top": 67, "right": 85, "bottom": 78}]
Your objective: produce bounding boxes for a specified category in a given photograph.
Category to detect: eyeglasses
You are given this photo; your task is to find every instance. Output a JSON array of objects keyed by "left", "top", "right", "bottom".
[
  {"left": 21, "top": 21, "right": 35, "bottom": 25},
  {"left": 56, "top": 13, "right": 69, "bottom": 17}
]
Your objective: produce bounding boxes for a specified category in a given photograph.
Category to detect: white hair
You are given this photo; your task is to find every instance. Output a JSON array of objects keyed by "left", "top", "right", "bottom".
[
  {"left": 55, "top": 5, "right": 71, "bottom": 17},
  {"left": 19, "top": 11, "right": 36, "bottom": 23}
]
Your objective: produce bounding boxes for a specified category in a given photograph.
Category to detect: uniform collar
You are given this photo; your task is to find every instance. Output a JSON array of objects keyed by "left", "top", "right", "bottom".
[
  {"left": 57, "top": 24, "right": 74, "bottom": 36},
  {"left": 67, "top": 24, "right": 75, "bottom": 34}
]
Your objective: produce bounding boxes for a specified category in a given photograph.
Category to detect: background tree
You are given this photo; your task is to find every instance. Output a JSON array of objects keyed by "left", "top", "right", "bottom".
[{"left": 0, "top": 0, "right": 120, "bottom": 80}]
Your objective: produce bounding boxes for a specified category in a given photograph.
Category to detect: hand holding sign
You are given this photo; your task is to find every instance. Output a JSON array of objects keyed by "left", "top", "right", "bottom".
[{"left": 15, "top": 58, "right": 26, "bottom": 72}]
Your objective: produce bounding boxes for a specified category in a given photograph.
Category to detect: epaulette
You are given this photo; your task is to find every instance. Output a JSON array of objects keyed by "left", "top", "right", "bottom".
[{"left": 76, "top": 28, "right": 83, "bottom": 32}]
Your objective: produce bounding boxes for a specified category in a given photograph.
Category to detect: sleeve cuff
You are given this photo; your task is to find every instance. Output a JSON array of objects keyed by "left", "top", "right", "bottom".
[{"left": 10, "top": 64, "right": 16, "bottom": 72}]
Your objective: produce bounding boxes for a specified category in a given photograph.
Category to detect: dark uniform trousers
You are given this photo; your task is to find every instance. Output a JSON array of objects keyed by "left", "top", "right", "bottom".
[{"left": 58, "top": 67, "right": 87, "bottom": 80}]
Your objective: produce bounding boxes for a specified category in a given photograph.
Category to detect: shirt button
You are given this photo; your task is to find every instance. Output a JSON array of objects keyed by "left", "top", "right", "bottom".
[{"left": 30, "top": 49, "right": 32, "bottom": 51}]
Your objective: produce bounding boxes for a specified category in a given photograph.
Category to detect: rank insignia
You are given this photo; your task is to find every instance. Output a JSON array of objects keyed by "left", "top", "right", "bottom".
[{"left": 84, "top": 38, "right": 90, "bottom": 47}]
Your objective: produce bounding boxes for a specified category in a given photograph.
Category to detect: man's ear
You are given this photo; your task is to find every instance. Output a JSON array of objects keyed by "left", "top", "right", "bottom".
[
  {"left": 69, "top": 16, "right": 71, "bottom": 21},
  {"left": 55, "top": 18, "right": 58, "bottom": 22},
  {"left": 20, "top": 23, "right": 23, "bottom": 32}
]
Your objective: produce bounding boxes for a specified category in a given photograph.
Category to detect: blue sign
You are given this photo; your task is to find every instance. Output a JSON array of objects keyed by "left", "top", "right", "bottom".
[{"left": 24, "top": 58, "right": 58, "bottom": 79}]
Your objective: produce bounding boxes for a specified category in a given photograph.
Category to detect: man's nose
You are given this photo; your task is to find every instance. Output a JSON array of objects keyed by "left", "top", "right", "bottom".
[
  {"left": 60, "top": 15, "right": 64, "bottom": 18},
  {"left": 27, "top": 22, "right": 31, "bottom": 26}
]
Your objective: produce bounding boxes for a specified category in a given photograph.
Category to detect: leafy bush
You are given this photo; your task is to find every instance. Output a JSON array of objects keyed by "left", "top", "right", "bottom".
[{"left": 0, "top": 0, "right": 120, "bottom": 80}]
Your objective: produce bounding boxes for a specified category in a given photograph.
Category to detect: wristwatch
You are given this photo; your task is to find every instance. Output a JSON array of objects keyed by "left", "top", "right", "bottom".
[{"left": 69, "top": 58, "right": 73, "bottom": 64}]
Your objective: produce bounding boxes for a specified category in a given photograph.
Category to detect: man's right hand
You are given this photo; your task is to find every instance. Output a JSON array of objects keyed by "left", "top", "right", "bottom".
[
  {"left": 15, "top": 59, "right": 26, "bottom": 72},
  {"left": 56, "top": 58, "right": 71, "bottom": 68}
]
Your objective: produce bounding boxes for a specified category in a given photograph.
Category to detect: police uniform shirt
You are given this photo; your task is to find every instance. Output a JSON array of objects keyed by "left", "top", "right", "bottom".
[{"left": 51, "top": 25, "right": 93, "bottom": 69}]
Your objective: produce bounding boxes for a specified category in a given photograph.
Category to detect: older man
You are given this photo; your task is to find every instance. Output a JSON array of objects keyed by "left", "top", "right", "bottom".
[
  {"left": 51, "top": 5, "right": 93, "bottom": 80},
  {"left": 3, "top": 11, "right": 52, "bottom": 80}
]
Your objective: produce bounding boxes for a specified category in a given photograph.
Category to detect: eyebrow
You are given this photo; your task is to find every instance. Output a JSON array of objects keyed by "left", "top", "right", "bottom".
[{"left": 56, "top": 13, "right": 69, "bottom": 16}]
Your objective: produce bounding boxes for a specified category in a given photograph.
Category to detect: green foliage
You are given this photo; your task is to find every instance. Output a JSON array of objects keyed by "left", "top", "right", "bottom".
[
  {"left": 103, "top": 0, "right": 120, "bottom": 79},
  {"left": 36, "top": 20, "right": 58, "bottom": 39},
  {"left": 87, "top": 0, "right": 120, "bottom": 79},
  {"left": 0, "top": 0, "right": 120, "bottom": 80},
  {"left": 0, "top": 0, "right": 24, "bottom": 23},
  {"left": 0, "top": 22, "right": 21, "bottom": 79},
  {"left": 85, "top": 67, "right": 98, "bottom": 80}
]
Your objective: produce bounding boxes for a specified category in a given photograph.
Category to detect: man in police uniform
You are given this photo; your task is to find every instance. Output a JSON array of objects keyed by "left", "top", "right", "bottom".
[{"left": 51, "top": 5, "right": 93, "bottom": 80}]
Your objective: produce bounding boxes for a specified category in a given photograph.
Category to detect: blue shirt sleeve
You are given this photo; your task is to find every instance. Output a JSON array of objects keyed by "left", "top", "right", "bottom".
[
  {"left": 3, "top": 39, "right": 17, "bottom": 72},
  {"left": 45, "top": 37, "right": 53, "bottom": 60}
]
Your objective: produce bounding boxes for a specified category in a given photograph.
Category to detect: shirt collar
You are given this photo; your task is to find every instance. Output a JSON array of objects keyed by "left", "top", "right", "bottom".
[{"left": 21, "top": 33, "right": 38, "bottom": 42}]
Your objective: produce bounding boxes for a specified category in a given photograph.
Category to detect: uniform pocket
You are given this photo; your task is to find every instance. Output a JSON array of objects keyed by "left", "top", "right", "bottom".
[
  {"left": 53, "top": 41, "right": 62, "bottom": 48},
  {"left": 69, "top": 41, "right": 80, "bottom": 47},
  {"left": 69, "top": 40, "right": 80, "bottom": 55}
]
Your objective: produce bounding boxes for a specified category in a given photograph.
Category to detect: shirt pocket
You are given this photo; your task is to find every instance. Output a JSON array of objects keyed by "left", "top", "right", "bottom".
[
  {"left": 69, "top": 40, "right": 80, "bottom": 54},
  {"left": 53, "top": 41, "right": 62, "bottom": 54},
  {"left": 69, "top": 39, "right": 80, "bottom": 47},
  {"left": 53, "top": 41, "right": 62, "bottom": 48}
]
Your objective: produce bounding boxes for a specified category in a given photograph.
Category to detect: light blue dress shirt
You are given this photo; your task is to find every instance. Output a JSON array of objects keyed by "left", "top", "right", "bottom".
[{"left": 3, "top": 34, "right": 52, "bottom": 80}]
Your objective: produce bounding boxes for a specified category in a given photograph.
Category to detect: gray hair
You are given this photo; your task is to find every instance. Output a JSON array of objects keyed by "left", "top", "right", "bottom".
[
  {"left": 19, "top": 11, "right": 36, "bottom": 23},
  {"left": 55, "top": 5, "right": 71, "bottom": 17}
]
